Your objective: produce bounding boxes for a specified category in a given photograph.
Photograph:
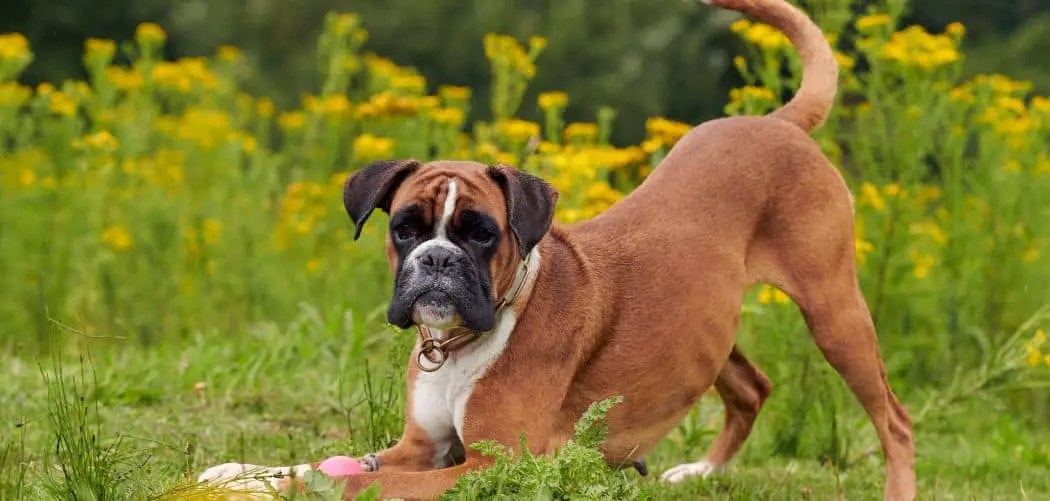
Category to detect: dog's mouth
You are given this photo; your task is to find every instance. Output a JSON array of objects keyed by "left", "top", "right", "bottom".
[
  {"left": 410, "top": 290, "right": 462, "bottom": 329},
  {"left": 388, "top": 280, "right": 496, "bottom": 332}
]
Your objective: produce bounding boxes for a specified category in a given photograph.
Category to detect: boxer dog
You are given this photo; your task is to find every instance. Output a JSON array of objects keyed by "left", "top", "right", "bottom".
[{"left": 198, "top": 0, "right": 916, "bottom": 499}]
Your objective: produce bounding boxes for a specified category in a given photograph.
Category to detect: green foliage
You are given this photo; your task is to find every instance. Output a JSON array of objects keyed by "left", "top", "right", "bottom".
[
  {"left": 38, "top": 355, "right": 153, "bottom": 500},
  {"left": 441, "top": 396, "right": 644, "bottom": 501}
]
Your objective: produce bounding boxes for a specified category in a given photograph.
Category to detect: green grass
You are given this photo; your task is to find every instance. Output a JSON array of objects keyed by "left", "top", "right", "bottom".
[{"left": 2, "top": 306, "right": 1048, "bottom": 500}]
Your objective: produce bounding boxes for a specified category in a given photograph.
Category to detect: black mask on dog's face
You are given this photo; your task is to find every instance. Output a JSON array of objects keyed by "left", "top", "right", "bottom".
[{"left": 343, "top": 160, "right": 558, "bottom": 332}]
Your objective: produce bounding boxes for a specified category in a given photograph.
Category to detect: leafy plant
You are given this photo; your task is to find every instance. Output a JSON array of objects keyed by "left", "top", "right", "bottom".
[{"left": 440, "top": 396, "right": 647, "bottom": 501}]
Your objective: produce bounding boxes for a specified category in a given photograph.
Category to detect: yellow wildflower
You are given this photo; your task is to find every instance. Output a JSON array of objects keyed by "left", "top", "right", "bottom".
[
  {"left": 538, "top": 91, "right": 569, "bottom": 111},
  {"left": 1039, "top": 155, "right": 1050, "bottom": 174},
  {"left": 0, "top": 33, "right": 31, "bottom": 62},
  {"left": 484, "top": 33, "right": 539, "bottom": 78},
  {"left": 18, "top": 169, "right": 36, "bottom": 187},
  {"left": 495, "top": 118, "right": 540, "bottom": 143},
  {"left": 1023, "top": 247, "right": 1039, "bottom": 263},
  {"left": 995, "top": 96, "right": 1026, "bottom": 115},
  {"left": 48, "top": 91, "right": 77, "bottom": 116},
  {"left": 878, "top": 25, "right": 959, "bottom": 71},
  {"left": 529, "top": 36, "right": 547, "bottom": 54},
  {"left": 85, "top": 38, "right": 116, "bottom": 62},
  {"left": 855, "top": 14, "right": 892, "bottom": 32},
  {"left": 333, "top": 13, "right": 360, "bottom": 36},
  {"left": 855, "top": 237, "right": 875, "bottom": 264},
  {"left": 278, "top": 111, "right": 305, "bottom": 131},
  {"left": 174, "top": 108, "right": 232, "bottom": 149},
  {"left": 151, "top": 58, "right": 220, "bottom": 92},
  {"left": 365, "top": 53, "right": 402, "bottom": 77},
  {"left": 909, "top": 221, "right": 948, "bottom": 245},
  {"left": 320, "top": 94, "right": 352, "bottom": 117},
  {"left": 537, "top": 141, "right": 560, "bottom": 154},
  {"left": 257, "top": 98, "right": 275, "bottom": 117},
  {"left": 730, "top": 19, "right": 752, "bottom": 34},
  {"left": 104, "top": 67, "right": 144, "bottom": 91},
  {"left": 645, "top": 117, "right": 691, "bottom": 146},
  {"left": 439, "top": 85, "right": 472, "bottom": 102},
  {"left": 858, "top": 182, "right": 885, "bottom": 212},
  {"left": 428, "top": 107, "right": 465, "bottom": 126},
  {"left": 641, "top": 138, "right": 662, "bottom": 154},
  {"left": 239, "top": 133, "right": 257, "bottom": 154},
  {"left": 0, "top": 82, "right": 31, "bottom": 108},
  {"left": 82, "top": 130, "right": 119, "bottom": 151},
  {"left": 391, "top": 74, "right": 426, "bottom": 94},
  {"left": 216, "top": 45, "right": 242, "bottom": 62},
  {"left": 916, "top": 186, "right": 943, "bottom": 205},
  {"left": 1026, "top": 331, "right": 1044, "bottom": 367},
  {"left": 1032, "top": 96, "right": 1050, "bottom": 113},
  {"left": 834, "top": 51, "right": 856, "bottom": 71},
  {"left": 948, "top": 86, "right": 975, "bottom": 104},
  {"left": 135, "top": 22, "right": 167, "bottom": 46},
  {"left": 352, "top": 134, "right": 395, "bottom": 162},
  {"left": 564, "top": 122, "right": 599, "bottom": 142},
  {"left": 495, "top": 152, "right": 517, "bottom": 166},
  {"left": 945, "top": 22, "right": 966, "bottom": 38},
  {"left": 737, "top": 22, "right": 790, "bottom": 51},
  {"left": 972, "top": 74, "right": 1031, "bottom": 96},
  {"left": 909, "top": 251, "right": 936, "bottom": 279},
  {"left": 733, "top": 55, "right": 748, "bottom": 75},
  {"left": 420, "top": 95, "right": 440, "bottom": 110},
  {"left": 101, "top": 224, "right": 133, "bottom": 251},
  {"left": 201, "top": 219, "right": 223, "bottom": 244},
  {"left": 758, "top": 284, "right": 790, "bottom": 305}
]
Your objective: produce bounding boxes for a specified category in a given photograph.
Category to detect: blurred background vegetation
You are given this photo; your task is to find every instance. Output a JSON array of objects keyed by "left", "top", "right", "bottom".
[{"left": 6, "top": 0, "right": 1050, "bottom": 146}]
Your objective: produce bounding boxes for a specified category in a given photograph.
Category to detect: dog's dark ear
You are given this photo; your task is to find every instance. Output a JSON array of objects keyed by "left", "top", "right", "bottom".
[
  {"left": 486, "top": 164, "right": 559, "bottom": 258},
  {"left": 344, "top": 159, "right": 421, "bottom": 240}
]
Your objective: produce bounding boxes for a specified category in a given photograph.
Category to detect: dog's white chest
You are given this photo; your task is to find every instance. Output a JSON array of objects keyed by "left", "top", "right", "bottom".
[{"left": 410, "top": 310, "right": 516, "bottom": 467}]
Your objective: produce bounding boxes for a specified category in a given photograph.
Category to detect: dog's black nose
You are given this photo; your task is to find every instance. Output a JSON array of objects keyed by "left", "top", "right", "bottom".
[{"left": 420, "top": 247, "right": 457, "bottom": 272}]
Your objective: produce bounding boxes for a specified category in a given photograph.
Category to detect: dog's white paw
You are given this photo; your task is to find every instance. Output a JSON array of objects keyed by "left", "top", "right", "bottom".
[
  {"left": 360, "top": 453, "right": 381, "bottom": 472},
  {"left": 659, "top": 460, "right": 725, "bottom": 483},
  {"left": 197, "top": 462, "right": 314, "bottom": 495}
]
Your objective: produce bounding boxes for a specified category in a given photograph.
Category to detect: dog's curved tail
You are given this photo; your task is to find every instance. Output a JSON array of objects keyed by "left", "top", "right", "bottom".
[{"left": 707, "top": 0, "right": 838, "bottom": 133}]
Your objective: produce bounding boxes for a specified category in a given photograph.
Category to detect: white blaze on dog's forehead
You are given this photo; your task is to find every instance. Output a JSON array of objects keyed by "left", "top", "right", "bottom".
[
  {"left": 402, "top": 177, "right": 464, "bottom": 275},
  {"left": 435, "top": 179, "right": 459, "bottom": 239}
]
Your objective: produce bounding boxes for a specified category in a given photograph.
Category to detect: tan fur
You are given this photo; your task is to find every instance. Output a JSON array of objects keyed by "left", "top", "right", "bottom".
[{"left": 329, "top": 1, "right": 915, "bottom": 500}]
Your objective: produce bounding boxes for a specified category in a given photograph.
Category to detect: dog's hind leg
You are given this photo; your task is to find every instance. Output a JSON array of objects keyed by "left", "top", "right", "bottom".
[
  {"left": 749, "top": 164, "right": 916, "bottom": 501},
  {"left": 789, "top": 278, "right": 915, "bottom": 501},
  {"left": 660, "top": 345, "right": 772, "bottom": 482}
]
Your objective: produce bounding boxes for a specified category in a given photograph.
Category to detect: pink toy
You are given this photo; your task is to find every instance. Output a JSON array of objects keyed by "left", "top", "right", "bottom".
[{"left": 317, "top": 456, "right": 364, "bottom": 477}]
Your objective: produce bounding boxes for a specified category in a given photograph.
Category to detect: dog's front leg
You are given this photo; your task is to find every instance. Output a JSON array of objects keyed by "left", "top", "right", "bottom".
[
  {"left": 336, "top": 457, "right": 492, "bottom": 500},
  {"left": 336, "top": 364, "right": 575, "bottom": 499},
  {"left": 358, "top": 421, "right": 444, "bottom": 473}
]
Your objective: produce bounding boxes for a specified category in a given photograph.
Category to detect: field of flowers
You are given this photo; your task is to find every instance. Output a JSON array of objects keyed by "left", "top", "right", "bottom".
[{"left": 2, "top": 0, "right": 1050, "bottom": 498}]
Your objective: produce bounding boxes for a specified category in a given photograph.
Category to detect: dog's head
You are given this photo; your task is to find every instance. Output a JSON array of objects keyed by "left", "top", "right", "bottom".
[{"left": 344, "top": 159, "right": 558, "bottom": 332}]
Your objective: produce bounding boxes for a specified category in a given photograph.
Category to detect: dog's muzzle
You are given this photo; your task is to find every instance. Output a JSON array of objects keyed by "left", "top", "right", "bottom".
[{"left": 387, "top": 241, "right": 495, "bottom": 331}]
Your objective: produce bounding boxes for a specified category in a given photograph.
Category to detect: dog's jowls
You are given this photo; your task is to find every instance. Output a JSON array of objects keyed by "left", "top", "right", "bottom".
[{"left": 199, "top": 0, "right": 916, "bottom": 500}]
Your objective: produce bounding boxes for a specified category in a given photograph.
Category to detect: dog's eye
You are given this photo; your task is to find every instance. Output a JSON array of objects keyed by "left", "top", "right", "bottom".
[
  {"left": 392, "top": 223, "right": 418, "bottom": 243},
  {"left": 468, "top": 227, "right": 496, "bottom": 246}
]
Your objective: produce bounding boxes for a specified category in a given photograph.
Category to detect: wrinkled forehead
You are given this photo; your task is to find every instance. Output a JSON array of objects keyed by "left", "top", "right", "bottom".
[{"left": 388, "top": 161, "right": 507, "bottom": 224}]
